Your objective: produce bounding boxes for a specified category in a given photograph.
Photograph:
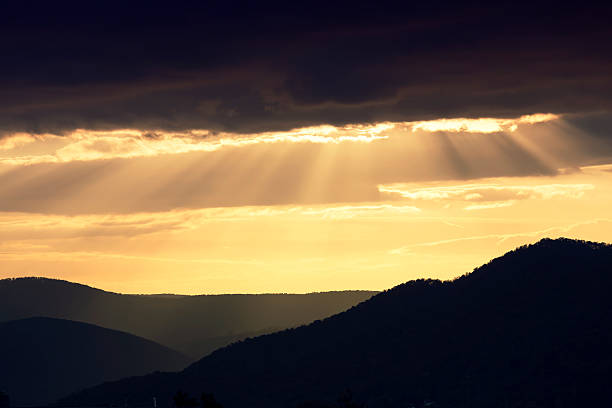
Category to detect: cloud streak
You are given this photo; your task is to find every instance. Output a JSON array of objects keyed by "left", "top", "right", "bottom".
[
  {"left": 0, "top": 114, "right": 561, "bottom": 166},
  {"left": 388, "top": 218, "right": 612, "bottom": 255},
  {"left": 378, "top": 181, "right": 594, "bottom": 209},
  {"left": 408, "top": 114, "right": 559, "bottom": 133},
  {"left": 0, "top": 204, "right": 424, "bottom": 240},
  {"left": 0, "top": 123, "right": 393, "bottom": 166}
]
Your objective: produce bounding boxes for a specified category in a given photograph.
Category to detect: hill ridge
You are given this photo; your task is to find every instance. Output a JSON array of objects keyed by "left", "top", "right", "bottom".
[
  {"left": 0, "top": 277, "right": 376, "bottom": 358},
  {"left": 60, "top": 237, "right": 612, "bottom": 408},
  {"left": 0, "top": 276, "right": 376, "bottom": 297}
]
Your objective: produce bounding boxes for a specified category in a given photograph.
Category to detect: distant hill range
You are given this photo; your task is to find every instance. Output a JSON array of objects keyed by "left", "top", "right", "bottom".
[
  {"left": 0, "top": 278, "right": 376, "bottom": 358},
  {"left": 60, "top": 238, "right": 612, "bottom": 408},
  {"left": 0, "top": 317, "right": 190, "bottom": 406}
]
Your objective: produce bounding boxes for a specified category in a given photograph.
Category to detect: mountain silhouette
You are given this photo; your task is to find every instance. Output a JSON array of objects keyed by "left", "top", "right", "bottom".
[
  {"left": 0, "top": 279, "right": 375, "bottom": 358},
  {"left": 0, "top": 317, "right": 191, "bottom": 406},
  {"left": 60, "top": 238, "right": 612, "bottom": 408}
]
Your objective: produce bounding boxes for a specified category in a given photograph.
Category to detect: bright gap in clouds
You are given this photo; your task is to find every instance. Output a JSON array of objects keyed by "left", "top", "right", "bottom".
[
  {"left": 0, "top": 113, "right": 559, "bottom": 166},
  {"left": 409, "top": 113, "right": 558, "bottom": 133}
]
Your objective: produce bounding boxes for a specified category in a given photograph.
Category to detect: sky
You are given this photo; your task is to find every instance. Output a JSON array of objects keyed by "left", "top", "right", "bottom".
[{"left": 1, "top": 3, "right": 612, "bottom": 294}]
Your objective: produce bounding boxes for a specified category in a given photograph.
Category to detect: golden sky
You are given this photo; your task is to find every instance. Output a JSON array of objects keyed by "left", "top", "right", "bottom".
[{"left": 2, "top": 113, "right": 612, "bottom": 294}]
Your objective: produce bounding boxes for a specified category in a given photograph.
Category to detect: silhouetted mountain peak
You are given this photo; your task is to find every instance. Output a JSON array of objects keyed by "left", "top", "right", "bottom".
[
  {"left": 452, "top": 237, "right": 612, "bottom": 287},
  {"left": 532, "top": 236, "right": 610, "bottom": 250},
  {"left": 488, "top": 236, "right": 610, "bottom": 262}
]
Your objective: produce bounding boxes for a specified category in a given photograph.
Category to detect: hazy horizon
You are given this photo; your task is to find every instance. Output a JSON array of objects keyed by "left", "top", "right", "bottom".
[{"left": 1, "top": 275, "right": 382, "bottom": 296}]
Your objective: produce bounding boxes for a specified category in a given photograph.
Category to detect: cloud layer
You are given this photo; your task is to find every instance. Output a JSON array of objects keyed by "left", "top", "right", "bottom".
[{"left": 1, "top": 3, "right": 611, "bottom": 135}]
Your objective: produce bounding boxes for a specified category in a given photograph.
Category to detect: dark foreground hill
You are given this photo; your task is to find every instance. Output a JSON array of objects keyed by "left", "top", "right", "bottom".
[
  {"left": 61, "top": 238, "right": 612, "bottom": 408},
  {"left": 0, "top": 317, "right": 191, "bottom": 406},
  {"left": 0, "top": 279, "right": 375, "bottom": 358}
]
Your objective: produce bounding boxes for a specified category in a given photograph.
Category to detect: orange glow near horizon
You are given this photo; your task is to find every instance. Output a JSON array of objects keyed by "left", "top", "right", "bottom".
[
  {"left": 1, "top": 113, "right": 612, "bottom": 294},
  {"left": 1, "top": 163, "right": 612, "bottom": 295}
]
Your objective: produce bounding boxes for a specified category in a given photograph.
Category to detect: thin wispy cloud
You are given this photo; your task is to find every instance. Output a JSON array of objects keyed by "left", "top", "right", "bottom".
[
  {"left": 388, "top": 218, "right": 612, "bottom": 255},
  {"left": 378, "top": 181, "right": 594, "bottom": 209},
  {"left": 464, "top": 201, "right": 516, "bottom": 211},
  {"left": 0, "top": 204, "right": 424, "bottom": 240}
]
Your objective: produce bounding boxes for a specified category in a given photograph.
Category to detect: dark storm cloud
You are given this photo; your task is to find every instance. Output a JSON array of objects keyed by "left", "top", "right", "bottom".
[{"left": 1, "top": 2, "right": 611, "bottom": 135}]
